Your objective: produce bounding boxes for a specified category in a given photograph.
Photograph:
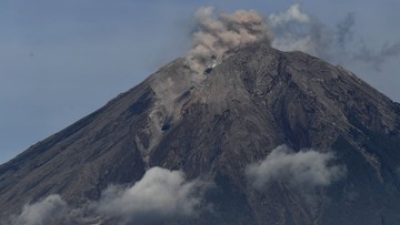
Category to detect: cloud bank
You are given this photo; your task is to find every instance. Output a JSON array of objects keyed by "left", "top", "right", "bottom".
[
  {"left": 246, "top": 145, "right": 346, "bottom": 190},
  {"left": 5, "top": 167, "right": 208, "bottom": 225}
]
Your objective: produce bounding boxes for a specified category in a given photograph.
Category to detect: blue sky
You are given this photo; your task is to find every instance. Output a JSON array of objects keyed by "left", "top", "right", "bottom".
[{"left": 1, "top": 0, "right": 399, "bottom": 163}]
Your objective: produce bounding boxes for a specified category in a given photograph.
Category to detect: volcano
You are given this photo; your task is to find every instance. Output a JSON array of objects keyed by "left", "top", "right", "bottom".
[{"left": 1, "top": 41, "right": 400, "bottom": 225}]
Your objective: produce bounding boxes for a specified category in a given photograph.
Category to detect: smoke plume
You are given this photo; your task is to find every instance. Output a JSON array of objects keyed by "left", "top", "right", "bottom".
[
  {"left": 246, "top": 145, "right": 346, "bottom": 190},
  {"left": 186, "top": 4, "right": 400, "bottom": 76},
  {"left": 186, "top": 6, "right": 273, "bottom": 74}
]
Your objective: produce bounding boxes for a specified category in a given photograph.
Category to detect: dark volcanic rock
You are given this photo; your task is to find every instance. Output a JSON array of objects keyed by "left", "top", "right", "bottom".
[{"left": 1, "top": 41, "right": 400, "bottom": 225}]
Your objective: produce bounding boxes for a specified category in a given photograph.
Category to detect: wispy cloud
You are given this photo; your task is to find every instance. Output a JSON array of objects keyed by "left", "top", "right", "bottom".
[{"left": 269, "top": 4, "right": 400, "bottom": 71}]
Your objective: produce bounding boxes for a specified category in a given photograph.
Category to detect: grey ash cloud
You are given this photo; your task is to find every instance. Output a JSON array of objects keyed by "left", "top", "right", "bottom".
[
  {"left": 186, "top": 4, "right": 400, "bottom": 76},
  {"left": 186, "top": 6, "right": 273, "bottom": 74},
  {"left": 246, "top": 145, "right": 346, "bottom": 190}
]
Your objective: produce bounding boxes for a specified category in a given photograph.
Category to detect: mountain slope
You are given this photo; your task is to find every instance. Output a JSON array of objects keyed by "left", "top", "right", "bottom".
[{"left": 1, "top": 41, "right": 400, "bottom": 225}]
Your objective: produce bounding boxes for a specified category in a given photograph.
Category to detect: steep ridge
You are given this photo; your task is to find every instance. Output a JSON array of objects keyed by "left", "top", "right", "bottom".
[{"left": 1, "top": 41, "right": 400, "bottom": 225}]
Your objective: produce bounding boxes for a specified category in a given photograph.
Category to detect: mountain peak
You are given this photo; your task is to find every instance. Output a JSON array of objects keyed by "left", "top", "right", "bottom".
[{"left": 1, "top": 42, "right": 400, "bottom": 225}]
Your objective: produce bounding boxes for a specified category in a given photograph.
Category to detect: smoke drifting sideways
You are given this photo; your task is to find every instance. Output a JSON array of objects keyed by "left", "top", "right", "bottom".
[
  {"left": 269, "top": 4, "right": 400, "bottom": 71},
  {"left": 186, "top": 4, "right": 400, "bottom": 75},
  {"left": 186, "top": 7, "right": 273, "bottom": 74},
  {"left": 3, "top": 167, "right": 210, "bottom": 225}
]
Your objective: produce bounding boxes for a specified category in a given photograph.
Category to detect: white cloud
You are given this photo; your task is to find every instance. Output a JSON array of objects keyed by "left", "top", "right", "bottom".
[
  {"left": 269, "top": 4, "right": 334, "bottom": 60},
  {"left": 5, "top": 167, "right": 209, "bottom": 225},
  {"left": 97, "top": 167, "right": 207, "bottom": 224},
  {"left": 269, "top": 4, "right": 310, "bottom": 26},
  {"left": 246, "top": 145, "right": 346, "bottom": 190},
  {"left": 9, "top": 195, "right": 68, "bottom": 225}
]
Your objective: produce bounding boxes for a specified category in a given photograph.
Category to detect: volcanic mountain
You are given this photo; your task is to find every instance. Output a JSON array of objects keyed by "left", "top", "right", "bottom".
[{"left": 1, "top": 41, "right": 400, "bottom": 225}]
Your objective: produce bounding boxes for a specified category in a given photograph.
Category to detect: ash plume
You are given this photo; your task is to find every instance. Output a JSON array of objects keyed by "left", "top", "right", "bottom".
[
  {"left": 186, "top": 7, "right": 273, "bottom": 74},
  {"left": 185, "top": 4, "right": 400, "bottom": 75}
]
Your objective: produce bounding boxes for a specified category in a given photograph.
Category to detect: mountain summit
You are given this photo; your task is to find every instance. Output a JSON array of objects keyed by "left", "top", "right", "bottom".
[{"left": 1, "top": 41, "right": 400, "bottom": 225}]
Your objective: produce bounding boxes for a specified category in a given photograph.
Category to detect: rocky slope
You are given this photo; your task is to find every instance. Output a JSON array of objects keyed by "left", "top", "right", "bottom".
[{"left": 1, "top": 41, "right": 400, "bottom": 225}]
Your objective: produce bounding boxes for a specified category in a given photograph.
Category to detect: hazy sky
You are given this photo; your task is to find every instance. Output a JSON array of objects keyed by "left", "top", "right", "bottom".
[{"left": 1, "top": 0, "right": 399, "bottom": 164}]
